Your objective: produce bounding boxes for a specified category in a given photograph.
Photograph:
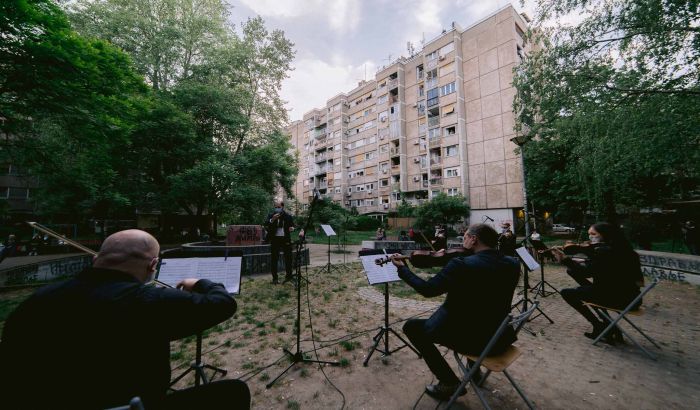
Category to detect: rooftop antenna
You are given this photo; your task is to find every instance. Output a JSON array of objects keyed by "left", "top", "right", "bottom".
[{"left": 407, "top": 41, "right": 415, "bottom": 56}]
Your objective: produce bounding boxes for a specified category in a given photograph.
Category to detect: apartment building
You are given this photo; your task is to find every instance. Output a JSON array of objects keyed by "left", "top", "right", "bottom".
[{"left": 287, "top": 5, "right": 530, "bottom": 225}]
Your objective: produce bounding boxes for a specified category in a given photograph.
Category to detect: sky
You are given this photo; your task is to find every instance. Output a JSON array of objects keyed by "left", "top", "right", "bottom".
[{"left": 227, "top": 0, "right": 537, "bottom": 122}]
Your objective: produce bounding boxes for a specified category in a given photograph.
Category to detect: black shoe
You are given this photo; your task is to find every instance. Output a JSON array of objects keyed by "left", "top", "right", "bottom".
[
  {"left": 584, "top": 323, "right": 615, "bottom": 345},
  {"left": 425, "top": 382, "right": 466, "bottom": 401}
]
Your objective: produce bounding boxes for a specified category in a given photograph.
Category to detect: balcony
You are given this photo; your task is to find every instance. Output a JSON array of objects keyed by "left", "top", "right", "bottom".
[
  {"left": 390, "top": 147, "right": 400, "bottom": 156},
  {"left": 430, "top": 177, "right": 442, "bottom": 185},
  {"left": 428, "top": 116, "right": 440, "bottom": 128},
  {"left": 427, "top": 97, "right": 439, "bottom": 108},
  {"left": 422, "top": 180, "right": 429, "bottom": 188},
  {"left": 418, "top": 123, "right": 427, "bottom": 135},
  {"left": 318, "top": 182, "right": 328, "bottom": 189},
  {"left": 425, "top": 77, "right": 438, "bottom": 89},
  {"left": 315, "top": 153, "right": 326, "bottom": 162},
  {"left": 391, "top": 182, "right": 401, "bottom": 191},
  {"left": 430, "top": 157, "right": 442, "bottom": 167},
  {"left": 429, "top": 138, "right": 441, "bottom": 148},
  {"left": 388, "top": 78, "right": 398, "bottom": 89},
  {"left": 426, "top": 59, "right": 438, "bottom": 70}
]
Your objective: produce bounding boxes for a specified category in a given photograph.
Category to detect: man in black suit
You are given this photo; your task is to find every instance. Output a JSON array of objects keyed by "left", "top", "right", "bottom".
[
  {"left": 391, "top": 223, "right": 520, "bottom": 400},
  {"left": 265, "top": 200, "right": 296, "bottom": 284},
  {"left": 0, "top": 229, "right": 249, "bottom": 409}
]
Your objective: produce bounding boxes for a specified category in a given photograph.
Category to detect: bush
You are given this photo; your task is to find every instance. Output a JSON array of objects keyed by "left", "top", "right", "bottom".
[{"left": 354, "top": 216, "right": 382, "bottom": 231}]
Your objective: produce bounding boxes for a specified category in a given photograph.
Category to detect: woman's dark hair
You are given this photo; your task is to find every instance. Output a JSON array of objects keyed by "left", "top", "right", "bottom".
[{"left": 591, "top": 222, "right": 634, "bottom": 252}]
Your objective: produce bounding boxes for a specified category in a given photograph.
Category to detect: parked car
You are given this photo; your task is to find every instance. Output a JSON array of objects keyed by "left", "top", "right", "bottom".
[{"left": 551, "top": 224, "right": 576, "bottom": 233}]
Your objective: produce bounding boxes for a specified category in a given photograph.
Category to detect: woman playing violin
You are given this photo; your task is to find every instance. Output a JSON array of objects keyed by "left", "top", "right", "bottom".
[{"left": 550, "top": 222, "right": 644, "bottom": 343}]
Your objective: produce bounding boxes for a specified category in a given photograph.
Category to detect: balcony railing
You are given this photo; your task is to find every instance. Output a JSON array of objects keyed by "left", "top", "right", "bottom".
[
  {"left": 422, "top": 180, "right": 429, "bottom": 188},
  {"left": 425, "top": 78, "right": 438, "bottom": 88},
  {"left": 428, "top": 116, "right": 440, "bottom": 127},
  {"left": 427, "top": 59, "right": 438, "bottom": 69},
  {"left": 418, "top": 124, "right": 427, "bottom": 135},
  {"left": 430, "top": 177, "right": 442, "bottom": 185},
  {"left": 391, "top": 182, "right": 401, "bottom": 191},
  {"left": 388, "top": 78, "right": 398, "bottom": 89},
  {"left": 315, "top": 154, "right": 326, "bottom": 162},
  {"left": 430, "top": 156, "right": 442, "bottom": 165},
  {"left": 427, "top": 97, "right": 439, "bottom": 107},
  {"left": 390, "top": 147, "right": 400, "bottom": 156},
  {"left": 429, "top": 138, "right": 441, "bottom": 148}
]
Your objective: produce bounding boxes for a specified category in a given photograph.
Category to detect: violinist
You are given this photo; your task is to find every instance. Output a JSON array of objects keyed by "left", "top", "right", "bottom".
[
  {"left": 390, "top": 223, "right": 520, "bottom": 400},
  {"left": 550, "top": 222, "right": 643, "bottom": 343},
  {"left": 0, "top": 230, "right": 250, "bottom": 409},
  {"left": 431, "top": 225, "right": 447, "bottom": 251}
]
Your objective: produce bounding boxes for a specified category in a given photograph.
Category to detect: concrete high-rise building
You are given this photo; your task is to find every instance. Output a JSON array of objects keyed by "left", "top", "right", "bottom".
[{"left": 287, "top": 5, "right": 531, "bottom": 226}]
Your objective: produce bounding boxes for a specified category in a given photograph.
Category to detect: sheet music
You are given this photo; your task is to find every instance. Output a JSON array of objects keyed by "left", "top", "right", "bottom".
[
  {"left": 320, "top": 224, "right": 336, "bottom": 236},
  {"left": 158, "top": 257, "right": 242, "bottom": 294},
  {"left": 515, "top": 247, "right": 540, "bottom": 272},
  {"left": 360, "top": 255, "right": 401, "bottom": 285}
]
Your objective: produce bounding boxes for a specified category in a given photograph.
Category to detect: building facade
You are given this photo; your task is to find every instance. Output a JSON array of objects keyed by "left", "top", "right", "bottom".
[{"left": 287, "top": 6, "right": 530, "bottom": 226}]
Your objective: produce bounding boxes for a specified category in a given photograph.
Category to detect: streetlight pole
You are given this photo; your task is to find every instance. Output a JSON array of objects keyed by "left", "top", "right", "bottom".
[{"left": 510, "top": 135, "right": 531, "bottom": 240}]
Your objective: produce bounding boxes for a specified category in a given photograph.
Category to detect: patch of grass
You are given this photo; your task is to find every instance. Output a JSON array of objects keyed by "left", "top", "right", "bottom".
[
  {"left": 339, "top": 357, "right": 350, "bottom": 367},
  {"left": 233, "top": 342, "right": 245, "bottom": 348},
  {"left": 323, "top": 291, "right": 332, "bottom": 302},
  {"left": 287, "top": 400, "right": 300, "bottom": 410},
  {"left": 277, "top": 325, "right": 287, "bottom": 333},
  {"left": 170, "top": 350, "right": 185, "bottom": 361},
  {"left": 257, "top": 329, "right": 267, "bottom": 336},
  {"left": 259, "top": 373, "right": 270, "bottom": 382},
  {"left": 243, "top": 330, "right": 253, "bottom": 339},
  {"left": 328, "top": 347, "right": 339, "bottom": 357},
  {"left": 300, "top": 368, "right": 309, "bottom": 378},
  {"left": 242, "top": 361, "right": 255, "bottom": 370},
  {"left": 328, "top": 319, "right": 338, "bottom": 328},
  {"left": 340, "top": 340, "right": 359, "bottom": 351}
]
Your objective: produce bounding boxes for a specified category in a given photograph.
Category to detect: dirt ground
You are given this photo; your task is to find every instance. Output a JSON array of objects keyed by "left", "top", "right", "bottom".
[{"left": 168, "top": 253, "right": 700, "bottom": 410}]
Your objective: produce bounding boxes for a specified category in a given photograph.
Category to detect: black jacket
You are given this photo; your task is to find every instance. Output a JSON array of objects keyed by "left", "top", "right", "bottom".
[
  {"left": 398, "top": 249, "right": 520, "bottom": 355},
  {"left": 562, "top": 244, "right": 642, "bottom": 307},
  {"left": 265, "top": 210, "right": 295, "bottom": 243},
  {"left": 0, "top": 267, "right": 236, "bottom": 409}
]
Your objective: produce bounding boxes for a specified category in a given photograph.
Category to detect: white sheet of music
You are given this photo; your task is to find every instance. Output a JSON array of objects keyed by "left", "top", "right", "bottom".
[
  {"left": 360, "top": 255, "right": 401, "bottom": 285},
  {"left": 320, "top": 224, "right": 336, "bottom": 236},
  {"left": 515, "top": 247, "right": 540, "bottom": 272},
  {"left": 158, "top": 257, "right": 242, "bottom": 294}
]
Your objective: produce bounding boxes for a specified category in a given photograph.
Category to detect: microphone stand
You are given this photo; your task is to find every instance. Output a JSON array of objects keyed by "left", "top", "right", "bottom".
[{"left": 267, "top": 190, "right": 339, "bottom": 388}]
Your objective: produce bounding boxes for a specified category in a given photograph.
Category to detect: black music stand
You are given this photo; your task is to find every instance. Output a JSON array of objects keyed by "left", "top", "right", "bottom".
[
  {"left": 320, "top": 224, "right": 343, "bottom": 275},
  {"left": 158, "top": 248, "right": 243, "bottom": 388},
  {"left": 511, "top": 247, "right": 554, "bottom": 329},
  {"left": 528, "top": 239, "right": 559, "bottom": 297},
  {"left": 359, "top": 249, "right": 420, "bottom": 366}
]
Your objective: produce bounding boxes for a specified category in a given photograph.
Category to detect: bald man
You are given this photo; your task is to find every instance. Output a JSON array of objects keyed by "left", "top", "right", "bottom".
[{"left": 0, "top": 230, "right": 249, "bottom": 409}]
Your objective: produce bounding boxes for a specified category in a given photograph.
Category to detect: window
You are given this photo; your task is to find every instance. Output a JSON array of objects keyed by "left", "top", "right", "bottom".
[
  {"left": 335, "top": 187, "right": 341, "bottom": 193},
  {"left": 365, "top": 151, "right": 377, "bottom": 160},
  {"left": 427, "top": 88, "right": 439, "bottom": 107},
  {"left": 428, "top": 128, "right": 440, "bottom": 139},
  {"left": 347, "top": 187, "right": 352, "bottom": 193},
  {"left": 380, "top": 179, "right": 389, "bottom": 187},
  {"left": 444, "top": 126, "right": 456, "bottom": 136},
  {"left": 365, "top": 183, "right": 375, "bottom": 190},
  {"left": 418, "top": 85, "right": 424, "bottom": 97},
  {"left": 334, "top": 144, "right": 341, "bottom": 151},
  {"left": 442, "top": 103, "right": 455, "bottom": 116},
  {"left": 416, "top": 65, "right": 424, "bottom": 80},
  {"left": 379, "top": 144, "right": 389, "bottom": 154},
  {"left": 445, "top": 145, "right": 458, "bottom": 157},
  {"left": 377, "top": 95, "right": 388, "bottom": 105},
  {"left": 426, "top": 50, "right": 438, "bottom": 60},
  {"left": 445, "top": 167, "right": 460, "bottom": 178},
  {"left": 440, "top": 82, "right": 456, "bottom": 96},
  {"left": 381, "top": 196, "right": 390, "bottom": 204},
  {"left": 366, "top": 199, "right": 374, "bottom": 206},
  {"left": 447, "top": 188, "right": 459, "bottom": 196}
]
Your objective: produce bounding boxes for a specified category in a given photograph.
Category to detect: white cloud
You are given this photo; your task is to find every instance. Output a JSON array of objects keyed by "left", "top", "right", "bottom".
[
  {"left": 237, "top": 0, "right": 361, "bottom": 34},
  {"left": 328, "top": 0, "right": 361, "bottom": 33},
  {"left": 282, "top": 58, "right": 377, "bottom": 120}
]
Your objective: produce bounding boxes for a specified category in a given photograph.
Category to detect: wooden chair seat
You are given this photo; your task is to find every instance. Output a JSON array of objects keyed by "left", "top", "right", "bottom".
[
  {"left": 465, "top": 345, "right": 521, "bottom": 372},
  {"left": 583, "top": 301, "right": 644, "bottom": 316}
]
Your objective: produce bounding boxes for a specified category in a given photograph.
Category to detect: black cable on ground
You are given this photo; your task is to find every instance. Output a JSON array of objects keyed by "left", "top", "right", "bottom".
[
  {"left": 240, "top": 353, "right": 288, "bottom": 383},
  {"left": 305, "top": 265, "right": 346, "bottom": 410}
]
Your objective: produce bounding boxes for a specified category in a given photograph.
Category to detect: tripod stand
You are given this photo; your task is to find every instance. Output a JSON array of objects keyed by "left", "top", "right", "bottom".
[
  {"left": 170, "top": 333, "right": 227, "bottom": 388},
  {"left": 321, "top": 225, "right": 344, "bottom": 275},
  {"left": 530, "top": 257, "right": 559, "bottom": 297},
  {"left": 267, "top": 192, "right": 339, "bottom": 389},
  {"left": 511, "top": 260, "right": 554, "bottom": 329},
  {"left": 364, "top": 282, "right": 420, "bottom": 366}
]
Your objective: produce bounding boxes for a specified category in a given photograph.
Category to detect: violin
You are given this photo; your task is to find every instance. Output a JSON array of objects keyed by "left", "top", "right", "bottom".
[
  {"left": 539, "top": 241, "right": 596, "bottom": 258},
  {"left": 375, "top": 247, "right": 473, "bottom": 269}
]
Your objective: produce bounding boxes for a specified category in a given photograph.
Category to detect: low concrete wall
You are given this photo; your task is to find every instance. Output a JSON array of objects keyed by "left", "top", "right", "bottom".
[
  {"left": 637, "top": 251, "right": 700, "bottom": 285},
  {"left": 361, "top": 241, "right": 421, "bottom": 252},
  {"left": 0, "top": 255, "right": 93, "bottom": 287}
]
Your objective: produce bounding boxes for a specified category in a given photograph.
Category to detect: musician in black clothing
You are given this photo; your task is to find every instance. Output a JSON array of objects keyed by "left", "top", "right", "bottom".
[
  {"left": 551, "top": 222, "right": 644, "bottom": 343},
  {"left": 391, "top": 223, "right": 520, "bottom": 400},
  {"left": 0, "top": 230, "right": 249, "bottom": 410},
  {"left": 265, "top": 200, "right": 296, "bottom": 284},
  {"left": 498, "top": 223, "right": 517, "bottom": 256}
]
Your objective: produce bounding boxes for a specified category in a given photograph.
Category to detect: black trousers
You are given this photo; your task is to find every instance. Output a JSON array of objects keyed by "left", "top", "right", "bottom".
[
  {"left": 270, "top": 237, "right": 293, "bottom": 280},
  {"left": 155, "top": 379, "right": 250, "bottom": 410},
  {"left": 560, "top": 269, "right": 640, "bottom": 326},
  {"left": 403, "top": 319, "right": 460, "bottom": 385}
]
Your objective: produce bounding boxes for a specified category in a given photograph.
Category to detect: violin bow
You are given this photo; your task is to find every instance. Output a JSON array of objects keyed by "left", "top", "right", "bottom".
[
  {"left": 26, "top": 221, "right": 173, "bottom": 288},
  {"left": 418, "top": 230, "right": 436, "bottom": 252}
]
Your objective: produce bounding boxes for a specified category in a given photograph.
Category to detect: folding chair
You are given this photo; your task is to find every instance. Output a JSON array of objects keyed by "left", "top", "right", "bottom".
[
  {"left": 445, "top": 301, "right": 539, "bottom": 409},
  {"left": 583, "top": 279, "right": 661, "bottom": 360}
]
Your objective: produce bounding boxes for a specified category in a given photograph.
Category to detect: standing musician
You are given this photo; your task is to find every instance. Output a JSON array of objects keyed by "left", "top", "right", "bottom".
[
  {"left": 498, "top": 222, "right": 517, "bottom": 257},
  {"left": 390, "top": 223, "right": 520, "bottom": 400},
  {"left": 265, "top": 200, "right": 296, "bottom": 284},
  {"left": 551, "top": 222, "right": 643, "bottom": 343},
  {"left": 431, "top": 225, "right": 448, "bottom": 251},
  {"left": 0, "top": 230, "right": 250, "bottom": 409}
]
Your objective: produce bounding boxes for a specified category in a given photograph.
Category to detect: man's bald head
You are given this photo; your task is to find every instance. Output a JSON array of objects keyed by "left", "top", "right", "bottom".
[{"left": 93, "top": 230, "right": 160, "bottom": 282}]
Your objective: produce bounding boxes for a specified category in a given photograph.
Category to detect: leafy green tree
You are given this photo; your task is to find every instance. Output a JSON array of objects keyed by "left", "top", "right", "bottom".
[
  {"left": 396, "top": 196, "right": 416, "bottom": 217},
  {"left": 515, "top": 0, "right": 700, "bottom": 222},
  {"left": 414, "top": 193, "right": 469, "bottom": 232},
  {"left": 1, "top": 0, "right": 147, "bottom": 218}
]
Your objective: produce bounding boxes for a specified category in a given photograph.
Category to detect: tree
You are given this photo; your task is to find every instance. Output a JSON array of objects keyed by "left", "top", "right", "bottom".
[
  {"left": 1, "top": 0, "right": 148, "bottom": 218},
  {"left": 414, "top": 193, "right": 469, "bottom": 232},
  {"left": 514, "top": 0, "right": 700, "bottom": 222}
]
